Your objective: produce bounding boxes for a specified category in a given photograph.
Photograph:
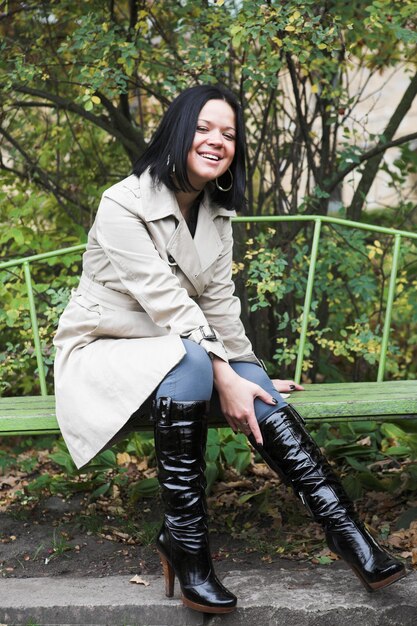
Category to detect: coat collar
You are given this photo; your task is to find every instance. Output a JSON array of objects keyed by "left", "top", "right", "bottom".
[
  {"left": 138, "top": 168, "right": 235, "bottom": 222},
  {"left": 137, "top": 169, "right": 235, "bottom": 295}
]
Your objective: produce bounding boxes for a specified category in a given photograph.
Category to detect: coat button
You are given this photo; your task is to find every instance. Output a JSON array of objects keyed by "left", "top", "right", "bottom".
[{"left": 168, "top": 255, "right": 175, "bottom": 263}]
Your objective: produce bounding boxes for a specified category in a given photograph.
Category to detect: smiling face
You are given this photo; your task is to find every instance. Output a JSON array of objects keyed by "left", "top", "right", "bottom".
[{"left": 186, "top": 99, "right": 236, "bottom": 191}]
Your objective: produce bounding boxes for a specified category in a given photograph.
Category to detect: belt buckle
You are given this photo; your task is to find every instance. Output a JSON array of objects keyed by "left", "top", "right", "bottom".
[{"left": 200, "top": 325, "right": 217, "bottom": 341}]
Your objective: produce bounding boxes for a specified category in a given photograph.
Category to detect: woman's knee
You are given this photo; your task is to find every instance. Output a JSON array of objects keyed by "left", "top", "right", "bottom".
[
  {"left": 231, "top": 361, "right": 271, "bottom": 389},
  {"left": 156, "top": 339, "right": 213, "bottom": 402},
  {"left": 229, "top": 361, "right": 287, "bottom": 422}
]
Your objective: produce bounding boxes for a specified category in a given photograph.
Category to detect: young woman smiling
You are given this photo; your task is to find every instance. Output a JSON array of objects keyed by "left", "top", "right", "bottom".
[{"left": 54, "top": 84, "right": 406, "bottom": 615}]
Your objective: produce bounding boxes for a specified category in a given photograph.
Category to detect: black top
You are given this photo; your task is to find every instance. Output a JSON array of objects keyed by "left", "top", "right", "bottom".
[{"left": 186, "top": 193, "right": 202, "bottom": 238}]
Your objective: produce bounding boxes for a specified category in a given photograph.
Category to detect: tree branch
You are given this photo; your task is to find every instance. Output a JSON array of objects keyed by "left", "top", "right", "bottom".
[
  {"left": 286, "top": 53, "right": 319, "bottom": 181},
  {"left": 347, "top": 70, "right": 417, "bottom": 220},
  {"left": 0, "top": 125, "right": 91, "bottom": 223},
  {"left": 327, "top": 130, "right": 417, "bottom": 192},
  {"left": 12, "top": 84, "right": 146, "bottom": 158}
]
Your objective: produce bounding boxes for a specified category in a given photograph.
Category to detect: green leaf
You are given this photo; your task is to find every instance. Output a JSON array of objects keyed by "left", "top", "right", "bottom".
[
  {"left": 49, "top": 450, "right": 77, "bottom": 474},
  {"left": 238, "top": 487, "right": 268, "bottom": 505},
  {"left": 344, "top": 456, "right": 370, "bottom": 472},
  {"left": 233, "top": 449, "right": 251, "bottom": 474},
  {"left": 395, "top": 507, "right": 417, "bottom": 530},
  {"left": 341, "top": 474, "right": 363, "bottom": 500},
  {"left": 91, "top": 482, "right": 111, "bottom": 498},
  {"left": 383, "top": 445, "right": 411, "bottom": 457},
  {"left": 128, "top": 477, "right": 159, "bottom": 502},
  {"left": 315, "top": 555, "right": 333, "bottom": 565},
  {"left": 205, "top": 461, "right": 219, "bottom": 495}
]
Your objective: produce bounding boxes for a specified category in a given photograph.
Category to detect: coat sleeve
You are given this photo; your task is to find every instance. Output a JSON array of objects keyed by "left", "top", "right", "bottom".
[
  {"left": 196, "top": 217, "right": 261, "bottom": 365},
  {"left": 94, "top": 193, "right": 229, "bottom": 361}
]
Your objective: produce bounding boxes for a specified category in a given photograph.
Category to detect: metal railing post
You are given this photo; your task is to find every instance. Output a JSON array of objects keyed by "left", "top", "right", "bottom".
[
  {"left": 23, "top": 261, "right": 48, "bottom": 396},
  {"left": 377, "top": 234, "right": 401, "bottom": 382},
  {"left": 294, "top": 218, "right": 322, "bottom": 384}
]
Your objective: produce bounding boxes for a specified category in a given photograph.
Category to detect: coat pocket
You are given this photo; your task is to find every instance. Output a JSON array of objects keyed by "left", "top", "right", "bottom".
[
  {"left": 90, "top": 305, "right": 169, "bottom": 339},
  {"left": 53, "top": 295, "right": 102, "bottom": 348},
  {"left": 72, "top": 294, "right": 102, "bottom": 335}
]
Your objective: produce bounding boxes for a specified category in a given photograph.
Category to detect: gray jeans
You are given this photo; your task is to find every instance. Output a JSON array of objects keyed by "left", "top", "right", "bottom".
[{"left": 111, "top": 339, "right": 287, "bottom": 443}]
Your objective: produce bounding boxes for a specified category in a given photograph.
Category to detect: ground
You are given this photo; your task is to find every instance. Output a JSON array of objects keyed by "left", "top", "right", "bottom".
[{"left": 1, "top": 442, "right": 417, "bottom": 581}]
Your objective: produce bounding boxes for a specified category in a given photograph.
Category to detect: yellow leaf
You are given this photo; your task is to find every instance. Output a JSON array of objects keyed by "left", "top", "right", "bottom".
[
  {"left": 130, "top": 575, "right": 150, "bottom": 586},
  {"left": 317, "top": 43, "right": 327, "bottom": 50},
  {"left": 91, "top": 96, "right": 101, "bottom": 105},
  {"left": 285, "top": 24, "right": 296, "bottom": 32},
  {"left": 292, "top": 11, "right": 301, "bottom": 20},
  {"left": 117, "top": 452, "right": 131, "bottom": 465},
  {"left": 216, "top": 0, "right": 225, "bottom": 5},
  {"left": 311, "top": 84, "right": 319, "bottom": 94},
  {"left": 272, "top": 37, "right": 283, "bottom": 47}
]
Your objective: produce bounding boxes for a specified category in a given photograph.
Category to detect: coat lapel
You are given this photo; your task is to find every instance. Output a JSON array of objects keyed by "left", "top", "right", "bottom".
[
  {"left": 139, "top": 170, "right": 232, "bottom": 296},
  {"left": 193, "top": 199, "right": 224, "bottom": 273},
  {"left": 166, "top": 221, "right": 204, "bottom": 294}
]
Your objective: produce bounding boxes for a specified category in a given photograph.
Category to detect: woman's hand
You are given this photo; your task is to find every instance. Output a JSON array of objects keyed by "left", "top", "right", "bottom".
[
  {"left": 212, "top": 358, "right": 276, "bottom": 446},
  {"left": 272, "top": 379, "right": 304, "bottom": 393}
]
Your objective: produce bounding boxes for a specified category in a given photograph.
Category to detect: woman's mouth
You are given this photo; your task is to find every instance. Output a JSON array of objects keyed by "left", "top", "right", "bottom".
[{"left": 198, "top": 152, "right": 222, "bottom": 162}]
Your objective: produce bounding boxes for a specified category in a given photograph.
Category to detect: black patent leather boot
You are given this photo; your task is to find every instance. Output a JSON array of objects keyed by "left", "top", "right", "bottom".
[
  {"left": 249, "top": 404, "right": 406, "bottom": 592},
  {"left": 152, "top": 397, "right": 237, "bottom": 614}
]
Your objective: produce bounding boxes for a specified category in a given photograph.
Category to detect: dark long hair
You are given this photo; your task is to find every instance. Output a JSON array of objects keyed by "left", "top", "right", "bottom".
[{"left": 133, "top": 84, "right": 246, "bottom": 211}]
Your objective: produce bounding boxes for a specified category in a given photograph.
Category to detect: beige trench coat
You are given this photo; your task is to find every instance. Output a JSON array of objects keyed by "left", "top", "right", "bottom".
[{"left": 54, "top": 169, "right": 258, "bottom": 468}]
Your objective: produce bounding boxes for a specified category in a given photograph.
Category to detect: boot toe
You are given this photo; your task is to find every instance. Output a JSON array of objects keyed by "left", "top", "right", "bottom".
[
  {"left": 365, "top": 557, "right": 407, "bottom": 589},
  {"left": 182, "top": 578, "right": 237, "bottom": 613}
]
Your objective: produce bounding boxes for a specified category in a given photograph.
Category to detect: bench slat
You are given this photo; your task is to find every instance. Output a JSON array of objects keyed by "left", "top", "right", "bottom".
[{"left": 1, "top": 381, "right": 417, "bottom": 436}]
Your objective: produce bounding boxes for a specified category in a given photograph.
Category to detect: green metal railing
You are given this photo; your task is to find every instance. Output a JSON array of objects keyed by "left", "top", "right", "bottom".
[{"left": 1, "top": 216, "right": 416, "bottom": 395}]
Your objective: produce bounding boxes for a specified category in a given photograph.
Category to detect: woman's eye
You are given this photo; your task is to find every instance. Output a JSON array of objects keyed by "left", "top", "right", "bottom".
[
  {"left": 196, "top": 126, "right": 208, "bottom": 132},
  {"left": 224, "top": 133, "right": 235, "bottom": 141}
]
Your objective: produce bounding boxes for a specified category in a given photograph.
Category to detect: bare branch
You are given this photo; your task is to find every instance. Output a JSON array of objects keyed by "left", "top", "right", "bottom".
[
  {"left": 286, "top": 54, "right": 319, "bottom": 181},
  {"left": 348, "top": 70, "right": 417, "bottom": 220}
]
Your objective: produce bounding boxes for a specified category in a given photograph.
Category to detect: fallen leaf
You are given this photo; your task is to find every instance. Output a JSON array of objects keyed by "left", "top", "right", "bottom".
[
  {"left": 111, "top": 530, "right": 130, "bottom": 541},
  {"left": 117, "top": 452, "right": 131, "bottom": 466},
  {"left": 130, "top": 575, "right": 150, "bottom": 586},
  {"left": 387, "top": 534, "right": 403, "bottom": 548},
  {"left": 400, "top": 551, "right": 412, "bottom": 558}
]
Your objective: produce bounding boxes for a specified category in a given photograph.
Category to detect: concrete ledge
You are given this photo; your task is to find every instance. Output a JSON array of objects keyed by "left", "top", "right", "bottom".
[{"left": 0, "top": 568, "right": 416, "bottom": 625}]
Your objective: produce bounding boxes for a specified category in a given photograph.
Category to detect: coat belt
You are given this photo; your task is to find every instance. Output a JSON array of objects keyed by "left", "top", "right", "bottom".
[{"left": 75, "top": 273, "right": 144, "bottom": 311}]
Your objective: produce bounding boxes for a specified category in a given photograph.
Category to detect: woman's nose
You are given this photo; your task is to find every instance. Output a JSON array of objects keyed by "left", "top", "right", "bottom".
[{"left": 207, "top": 130, "right": 223, "bottom": 146}]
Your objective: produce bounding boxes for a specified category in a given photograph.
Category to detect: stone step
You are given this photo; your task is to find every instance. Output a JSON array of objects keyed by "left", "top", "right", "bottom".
[{"left": 0, "top": 567, "right": 416, "bottom": 625}]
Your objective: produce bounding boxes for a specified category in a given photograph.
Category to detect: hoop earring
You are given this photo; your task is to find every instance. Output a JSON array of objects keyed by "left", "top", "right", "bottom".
[
  {"left": 167, "top": 155, "right": 176, "bottom": 174},
  {"left": 215, "top": 168, "right": 233, "bottom": 192}
]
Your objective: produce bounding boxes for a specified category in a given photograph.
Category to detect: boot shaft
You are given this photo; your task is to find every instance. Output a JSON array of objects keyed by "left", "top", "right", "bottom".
[
  {"left": 153, "top": 397, "right": 209, "bottom": 528},
  {"left": 251, "top": 404, "right": 356, "bottom": 524}
]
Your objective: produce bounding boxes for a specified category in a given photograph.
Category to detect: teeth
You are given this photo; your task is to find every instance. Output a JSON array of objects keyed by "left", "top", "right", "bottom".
[{"left": 200, "top": 153, "right": 220, "bottom": 161}]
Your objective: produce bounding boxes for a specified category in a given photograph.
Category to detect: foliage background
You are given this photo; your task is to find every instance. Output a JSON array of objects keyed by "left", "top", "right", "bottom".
[{"left": 2, "top": 0, "right": 417, "bottom": 503}]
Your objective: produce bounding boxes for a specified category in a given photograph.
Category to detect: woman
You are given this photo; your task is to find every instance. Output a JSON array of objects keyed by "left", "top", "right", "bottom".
[{"left": 54, "top": 84, "right": 406, "bottom": 615}]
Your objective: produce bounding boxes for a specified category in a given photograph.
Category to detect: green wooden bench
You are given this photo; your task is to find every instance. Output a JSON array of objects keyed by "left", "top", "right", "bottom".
[
  {"left": 1, "top": 381, "right": 417, "bottom": 438},
  {"left": 1, "top": 215, "right": 417, "bottom": 439}
]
